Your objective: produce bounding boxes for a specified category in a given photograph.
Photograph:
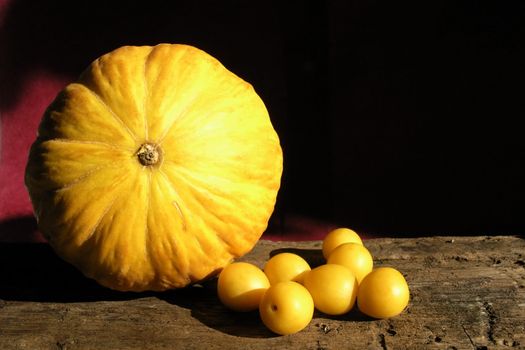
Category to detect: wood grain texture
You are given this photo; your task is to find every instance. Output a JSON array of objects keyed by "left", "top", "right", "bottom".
[{"left": 1, "top": 236, "right": 524, "bottom": 349}]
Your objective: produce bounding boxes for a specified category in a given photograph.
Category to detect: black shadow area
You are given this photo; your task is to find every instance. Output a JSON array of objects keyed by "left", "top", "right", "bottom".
[
  {"left": 0, "top": 216, "right": 42, "bottom": 242},
  {"left": 0, "top": 242, "right": 152, "bottom": 302},
  {"left": 269, "top": 247, "right": 325, "bottom": 269}
]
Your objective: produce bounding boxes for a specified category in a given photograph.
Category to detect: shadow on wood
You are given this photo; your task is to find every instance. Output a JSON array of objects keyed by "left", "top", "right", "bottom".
[
  {"left": 269, "top": 247, "right": 325, "bottom": 268},
  {"left": 0, "top": 242, "right": 151, "bottom": 302},
  {"left": 158, "top": 281, "right": 279, "bottom": 339},
  {"left": 0, "top": 241, "right": 278, "bottom": 338}
]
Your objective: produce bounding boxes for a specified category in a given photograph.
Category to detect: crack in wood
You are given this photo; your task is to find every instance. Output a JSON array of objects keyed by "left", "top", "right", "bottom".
[
  {"left": 482, "top": 301, "right": 497, "bottom": 344},
  {"left": 316, "top": 323, "right": 332, "bottom": 334},
  {"left": 58, "top": 307, "right": 69, "bottom": 322},
  {"left": 316, "top": 340, "right": 328, "bottom": 350},
  {"left": 461, "top": 325, "right": 476, "bottom": 349},
  {"left": 378, "top": 333, "right": 388, "bottom": 350},
  {"left": 386, "top": 321, "right": 396, "bottom": 336},
  {"left": 55, "top": 339, "right": 75, "bottom": 350}
]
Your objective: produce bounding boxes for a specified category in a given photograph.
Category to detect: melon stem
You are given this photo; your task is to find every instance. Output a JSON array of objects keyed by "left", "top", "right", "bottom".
[{"left": 137, "top": 143, "right": 161, "bottom": 166}]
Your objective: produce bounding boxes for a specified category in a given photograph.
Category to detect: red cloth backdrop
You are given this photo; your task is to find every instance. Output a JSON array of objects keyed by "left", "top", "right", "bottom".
[{"left": 0, "top": 69, "right": 69, "bottom": 242}]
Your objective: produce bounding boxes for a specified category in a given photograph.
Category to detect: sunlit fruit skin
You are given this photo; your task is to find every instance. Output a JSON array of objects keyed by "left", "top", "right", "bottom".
[
  {"left": 24, "top": 44, "right": 283, "bottom": 292},
  {"left": 322, "top": 228, "right": 363, "bottom": 259},
  {"left": 357, "top": 267, "right": 410, "bottom": 319},
  {"left": 259, "top": 281, "right": 314, "bottom": 335},
  {"left": 217, "top": 262, "right": 270, "bottom": 312},
  {"left": 327, "top": 243, "right": 373, "bottom": 285},
  {"left": 263, "top": 253, "right": 311, "bottom": 285},
  {"left": 303, "top": 264, "right": 358, "bottom": 315}
]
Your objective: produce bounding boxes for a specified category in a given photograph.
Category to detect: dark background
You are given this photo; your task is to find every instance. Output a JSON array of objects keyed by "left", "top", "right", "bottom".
[{"left": 2, "top": 0, "right": 525, "bottom": 237}]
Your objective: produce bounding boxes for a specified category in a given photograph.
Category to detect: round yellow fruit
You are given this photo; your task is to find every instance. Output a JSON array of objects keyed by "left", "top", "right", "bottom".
[
  {"left": 357, "top": 267, "right": 410, "bottom": 319},
  {"left": 322, "top": 228, "right": 362, "bottom": 259},
  {"left": 303, "top": 264, "right": 358, "bottom": 315},
  {"left": 25, "top": 44, "right": 283, "bottom": 291},
  {"left": 217, "top": 262, "right": 270, "bottom": 312},
  {"left": 259, "top": 281, "right": 314, "bottom": 335},
  {"left": 263, "top": 253, "right": 311, "bottom": 285},
  {"left": 327, "top": 243, "right": 373, "bottom": 284}
]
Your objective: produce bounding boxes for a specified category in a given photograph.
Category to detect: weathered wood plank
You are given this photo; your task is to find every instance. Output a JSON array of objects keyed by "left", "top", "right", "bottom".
[{"left": 1, "top": 236, "right": 524, "bottom": 349}]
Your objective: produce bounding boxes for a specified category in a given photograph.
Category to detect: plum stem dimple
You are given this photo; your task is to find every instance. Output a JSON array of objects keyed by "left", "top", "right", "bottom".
[{"left": 137, "top": 143, "right": 161, "bottom": 166}]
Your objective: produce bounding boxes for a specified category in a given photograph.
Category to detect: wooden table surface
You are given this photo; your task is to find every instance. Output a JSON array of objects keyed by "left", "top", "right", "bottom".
[{"left": 1, "top": 236, "right": 524, "bottom": 349}]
